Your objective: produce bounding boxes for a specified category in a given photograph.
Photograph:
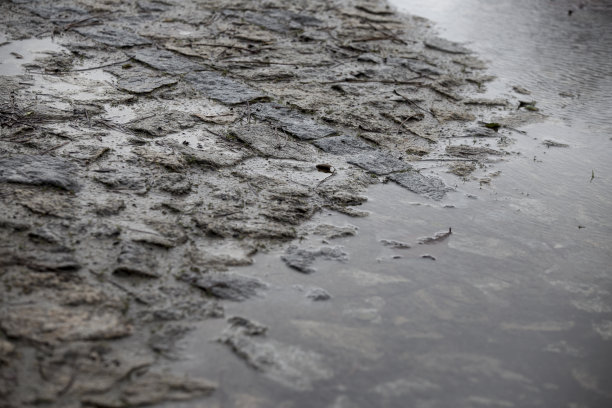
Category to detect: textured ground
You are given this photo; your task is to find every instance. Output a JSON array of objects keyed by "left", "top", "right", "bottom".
[{"left": 0, "top": 0, "right": 533, "bottom": 406}]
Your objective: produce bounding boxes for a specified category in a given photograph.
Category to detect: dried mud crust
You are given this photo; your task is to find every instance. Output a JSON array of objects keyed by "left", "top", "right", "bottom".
[{"left": 0, "top": 0, "right": 523, "bottom": 406}]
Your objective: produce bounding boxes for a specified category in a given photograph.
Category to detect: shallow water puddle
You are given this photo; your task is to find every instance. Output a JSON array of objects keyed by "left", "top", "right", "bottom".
[
  {"left": 168, "top": 117, "right": 612, "bottom": 407},
  {"left": 0, "top": 37, "right": 66, "bottom": 75},
  {"left": 164, "top": 1, "right": 612, "bottom": 407}
]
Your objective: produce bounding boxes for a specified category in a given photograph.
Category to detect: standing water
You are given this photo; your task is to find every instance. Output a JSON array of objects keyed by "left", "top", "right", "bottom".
[{"left": 170, "top": 1, "right": 612, "bottom": 407}]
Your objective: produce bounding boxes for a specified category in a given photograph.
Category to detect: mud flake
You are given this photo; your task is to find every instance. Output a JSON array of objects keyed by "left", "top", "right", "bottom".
[
  {"left": 117, "top": 74, "right": 177, "bottom": 94},
  {"left": 187, "top": 246, "right": 253, "bottom": 272},
  {"left": 313, "top": 135, "right": 374, "bottom": 155},
  {"left": 380, "top": 239, "right": 411, "bottom": 249},
  {"left": 230, "top": 122, "right": 319, "bottom": 161},
  {"left": 0, "top": 305, "right": 132, "bottom": 345},
  {"left": 148, "top": 324, "right": 192, "bottom": 358},
  {"left": 73, "top": 26, "right": 152, "bottom": 47},
  {"left": 127, "top": 111, "right": 197, "bottom": 138},
  {"left": 418, "top": 228, "right": 452, "bottom": 244},
  {"left": 93, "top": 171, "right": 149, "bottom": 194},
  {"left": 219, "top": 319, "right": 332, "bottom": 391},
  {"left": 425, "top": 38, "right": 470, "bottom": 54},
  {"left": 133, "top": 146, "right": 186, "bottom": 171},
  {"left": 196, "top": 217, "right": 298, "bottom": 240},
  {"left": 513, "top": 85, "right": 531, "bottom": 95},
  {"left": 281, "top": 245, "right": 348, "bottom": 274},
  {"left": 14, "top": 189, "right": 76, "bottom": 218},
  {"left": 448, "top": 162, "right": 476, "bottom": 177},
  {"left": 156, "top": 173, "right": 192, "bottom": 195},
  {"left": 463, "top": 127, "right": 500, "bottom": 138},
  {"left": 226, "top": 316, "right": 268, "bottom": 336},
  {"left": 306, "top": 287, "right": 331, "bottom": 301},
  {"left": 0, "top": 155, "right": 80, "bottom": 192},
  {"left": 389, "top": 170, "right": 450, "bottom": 200},
  {"left": 114, "top": 242, "right": 160, "bottom": 278},
  {"left": 185, "top": 70, "right": 267, "bottom": 105},
  {"left": 251, "top": 103, "right": 337, "bottom": 141},
  {"left": 137, "top": 0, "right": 173, "bottom": 13},
  {"left": 543, "top": 139, "right": 569, "bottom": 148},
  {"left": 446, "top": 145, "right": 502, "bottom": 157},
  {"left": 348, "top": 151, "right": 411, "bottom": 175},
  {"left": 388, "top": 57, "right": 442, "bottom": 76},
  {"left": 91, "top": 198, "right": 126, "bottom": 216},
  {"left": 183, "top": 272, "right": 267, "bottom": 301},
  {"left": 240, "top": 9, "right": 322, "bottom": 33},
  {"left": 312, "top": 224, "right": 358, "bottom": 239},
  {"left": 1, "top": 248, "right": 81, "bottom": 272},
  {"left": 173, "top": 140, "right": 250, "bottom": 167},
  {"left": 129, "top": 47, "right": 203, "bottom": 74}
]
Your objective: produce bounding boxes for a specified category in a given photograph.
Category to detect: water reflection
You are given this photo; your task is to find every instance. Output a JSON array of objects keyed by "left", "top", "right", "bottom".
[
  {"left": 392, "top": 0, "right": 612, "bottom": 127},
  {"left": 171, "top": 1, "right": 612, "bottom": 407}
]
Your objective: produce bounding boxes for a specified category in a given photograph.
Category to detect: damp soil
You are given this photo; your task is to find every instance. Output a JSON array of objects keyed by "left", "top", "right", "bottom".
[{"left": 1, "top": 0, "right": 611, "bottom": 408}]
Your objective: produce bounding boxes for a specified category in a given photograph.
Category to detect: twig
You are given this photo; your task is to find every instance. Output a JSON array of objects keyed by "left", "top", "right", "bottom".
[
  {"left": 366, "top": 21, "right": 408, "bottom": 45},
  {"left": 192, "top": 42, "right": 258, "bottom": 53},
  {"left": 316, "top": 168, "right": 337, "bottom": 189},
  {"left": 351, "top": 35, "right": 396, "bottom": 43},
  {"left": 86, "top": 147, "right": 110, "bottom": 165},
  {"left": 62, "top": 16, "right": 104, "bottom": 31},
  {"left": 393, "top": 89, "right": 439, "bottom": 122},
  {"left": 40, "top": 141, "right": 70, "bottom": 154},
  {"left": 308, "top": 76, "right": 424, "bottom": 85},
  {"left": 28, "top": 58, "right": 133, "bottom": 75},
  {"left": 417, "top": 158, "right": 479, "bottom": 162},
  {"left": 224, "top": 60, "right": 334, "bottom": 67},
  {"left": 65, "top": 57, "right": 133, "bottom": 72}
]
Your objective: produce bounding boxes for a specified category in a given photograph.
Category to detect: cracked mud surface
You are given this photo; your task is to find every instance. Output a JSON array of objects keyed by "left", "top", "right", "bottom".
[{"left": 0, "top": 0, "right": 561, "bottom": 407}]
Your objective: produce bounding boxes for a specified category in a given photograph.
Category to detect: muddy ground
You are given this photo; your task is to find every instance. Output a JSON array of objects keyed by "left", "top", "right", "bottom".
[{"left": 0, "top": 0, "right": 541, "bottom": 407}]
